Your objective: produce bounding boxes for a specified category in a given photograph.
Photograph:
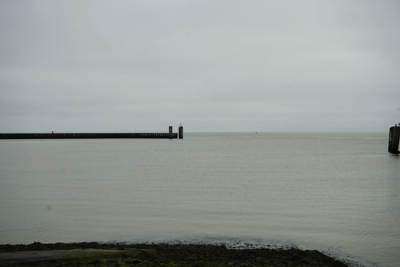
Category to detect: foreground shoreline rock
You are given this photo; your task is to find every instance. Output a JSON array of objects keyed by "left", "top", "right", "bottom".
[{"left": 0, "top": 242, "right": 351, "bottom": 266}]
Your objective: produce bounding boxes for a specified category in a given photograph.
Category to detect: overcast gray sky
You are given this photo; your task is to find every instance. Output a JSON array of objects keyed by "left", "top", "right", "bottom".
[{"left": 0, "top": 0, "right": 399, "bottom": 132}]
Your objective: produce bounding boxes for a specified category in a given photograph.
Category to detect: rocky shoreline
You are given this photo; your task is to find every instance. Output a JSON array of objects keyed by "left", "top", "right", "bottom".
[{"left": 0, "top": 242, "right": 353, "bottom": 267}]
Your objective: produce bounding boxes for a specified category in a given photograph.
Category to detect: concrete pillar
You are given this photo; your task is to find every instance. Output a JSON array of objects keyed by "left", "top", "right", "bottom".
[
  {"left": 179, "top": 125, "right": 183, "bottom": 139},
  {"left": 169, "top": 126, "right": 173, "bottom": 139},
  {"left": 388, "top": 126, "right": 400, "bottom": 153}
]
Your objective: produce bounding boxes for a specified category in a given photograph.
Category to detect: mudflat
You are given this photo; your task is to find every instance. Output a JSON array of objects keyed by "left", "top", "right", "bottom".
[{"left": 0, "top": 242, "right": 351, "bottom": 267}]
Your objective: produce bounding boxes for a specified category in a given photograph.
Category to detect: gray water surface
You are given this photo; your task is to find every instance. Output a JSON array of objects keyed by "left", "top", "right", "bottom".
[{"left": 0, "top": 133, "right": 399, "bottom": 266}]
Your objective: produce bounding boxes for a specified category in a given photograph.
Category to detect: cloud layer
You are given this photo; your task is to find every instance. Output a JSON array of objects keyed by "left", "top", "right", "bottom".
[{"left": 1, "top": 0, "right": 399, "bottom": 132}]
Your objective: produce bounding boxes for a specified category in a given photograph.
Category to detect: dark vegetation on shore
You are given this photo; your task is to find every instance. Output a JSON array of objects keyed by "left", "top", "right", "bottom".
[{"left": 0, "top": 242, "right": 352, "bottom": 267}]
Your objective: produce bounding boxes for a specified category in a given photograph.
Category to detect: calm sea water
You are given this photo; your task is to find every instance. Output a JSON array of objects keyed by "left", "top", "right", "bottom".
[{"left": 0, "top": 133, "right": 399, "bottom": 266}]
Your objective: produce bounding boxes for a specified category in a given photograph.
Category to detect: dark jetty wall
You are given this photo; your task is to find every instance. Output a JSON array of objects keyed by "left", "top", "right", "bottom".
[{"left": 0, "top": 133, "right": 178, "bottom": 139}]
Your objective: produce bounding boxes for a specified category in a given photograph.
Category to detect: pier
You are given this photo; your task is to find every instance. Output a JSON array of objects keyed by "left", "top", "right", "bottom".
[
  {"left": 0, "top": 126, "right": 183, "bottom": 140},
  {"left": 388, "top": 125, "right": 399, "bottom": 153}
]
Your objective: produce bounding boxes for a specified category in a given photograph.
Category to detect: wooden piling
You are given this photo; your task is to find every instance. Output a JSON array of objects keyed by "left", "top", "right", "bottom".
[{"left": 388, "top": 126, "right": 400, "bottom": 153}]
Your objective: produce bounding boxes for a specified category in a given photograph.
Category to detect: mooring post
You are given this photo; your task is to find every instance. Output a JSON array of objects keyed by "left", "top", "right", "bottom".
[
  {"left": 169, "top": 126, "right": 173, "bottom": 139},
  {"left": 388, "top": 125, "right": 400, "bottom": 153},
  {"left": 394, "top": 126, "right": 400, "bottom": 153},
  {"left": 179, "top": 125, "right": 183, "bottom": 139}
]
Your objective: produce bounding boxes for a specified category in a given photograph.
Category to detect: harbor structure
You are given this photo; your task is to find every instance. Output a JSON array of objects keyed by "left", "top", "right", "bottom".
[
  {"left": 0, "top": 126, "right": 183, "bottom": 140},
  {"left": 388, "top": 125, "right": 400, "bottom": 153}
]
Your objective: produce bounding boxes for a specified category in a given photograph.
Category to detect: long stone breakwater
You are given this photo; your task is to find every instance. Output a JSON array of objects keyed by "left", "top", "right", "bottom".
[
  {"left": 0, "top": 126, "right": 183, "bottom": 140},
  {"left": 0, "top": 133, "right": 178, "bottom": 139}
]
